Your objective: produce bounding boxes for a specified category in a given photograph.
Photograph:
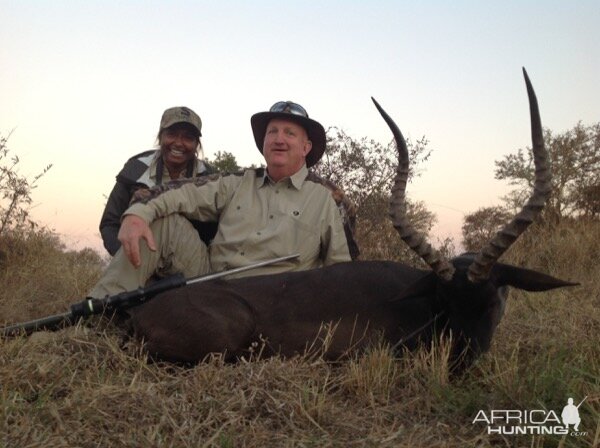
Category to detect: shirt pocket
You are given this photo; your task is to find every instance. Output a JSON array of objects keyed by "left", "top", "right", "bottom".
[{"left": 280, "top": 211, "right": 321, "bottom": 263}]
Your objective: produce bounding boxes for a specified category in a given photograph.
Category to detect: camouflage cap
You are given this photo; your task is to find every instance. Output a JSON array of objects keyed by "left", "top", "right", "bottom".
[{"left": 160, "top": 106, "right": 202, "bottom": 136}]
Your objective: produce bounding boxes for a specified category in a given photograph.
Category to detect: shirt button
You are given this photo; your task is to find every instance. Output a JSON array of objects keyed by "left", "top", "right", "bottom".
[
  {"left": 257, "top": 231, "right": 261, "bottom": 235},
  {"left": 236, "top": 205, "right": 241, "bottom": 210},
  {"left": 269, "top": 215, "right": 274, "bottom": 219},
  {"left": 240, "top": 252, "right": 245, "bottom": 256}
]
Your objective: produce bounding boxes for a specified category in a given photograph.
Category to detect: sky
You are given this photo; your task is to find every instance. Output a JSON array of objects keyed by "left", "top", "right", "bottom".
[{"left": 1, "top": 1, "right": 598, "bottom": 255}]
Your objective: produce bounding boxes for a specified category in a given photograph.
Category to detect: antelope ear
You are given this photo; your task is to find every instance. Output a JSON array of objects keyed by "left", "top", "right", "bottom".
[
  {"left": 494, "top": 264, "right": 579, "bottom": 292},
  {"left": 391, "top": 272, "right": 438, "bottom": 302}
]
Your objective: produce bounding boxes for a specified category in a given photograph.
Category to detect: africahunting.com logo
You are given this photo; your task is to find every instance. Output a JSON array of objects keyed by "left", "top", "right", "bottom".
[{"left": 473, "top": 396, "right": 588, "bottom": 436}]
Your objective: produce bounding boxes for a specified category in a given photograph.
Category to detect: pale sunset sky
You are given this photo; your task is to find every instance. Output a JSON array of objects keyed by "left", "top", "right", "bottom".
[{"left": 1, "top": 1, "right": 598, "bottom": 254}]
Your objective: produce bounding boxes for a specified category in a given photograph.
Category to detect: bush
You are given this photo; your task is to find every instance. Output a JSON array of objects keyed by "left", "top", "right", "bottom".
[{"left": 0, "top": 132, "right": 52, "bottom": 237}]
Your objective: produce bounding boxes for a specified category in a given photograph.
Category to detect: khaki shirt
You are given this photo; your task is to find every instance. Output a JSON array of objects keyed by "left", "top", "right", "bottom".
[{"left": 125, "top": 165, "right": 352, "bottom": 275}]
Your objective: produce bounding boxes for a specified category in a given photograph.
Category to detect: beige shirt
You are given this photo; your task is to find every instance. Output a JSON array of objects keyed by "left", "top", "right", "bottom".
[{"left": 125, "top": 165, "right": 352, "bottom": 275}]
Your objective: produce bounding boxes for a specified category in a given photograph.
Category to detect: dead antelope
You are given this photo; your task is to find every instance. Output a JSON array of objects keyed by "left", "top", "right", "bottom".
[{"left": 128, "top": 69, "right": 577, "bottom": 370}]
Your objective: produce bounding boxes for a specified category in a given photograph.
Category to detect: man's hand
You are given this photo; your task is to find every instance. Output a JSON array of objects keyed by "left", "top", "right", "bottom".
[{"left": 118, "top": 215, "right": 157, "bottom": 268}]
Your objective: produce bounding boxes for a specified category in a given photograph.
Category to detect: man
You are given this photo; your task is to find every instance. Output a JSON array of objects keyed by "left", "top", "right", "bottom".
[
  {"left": 561, "top": 398, "right": 581, "bottom": 431},
  {"left": 89, "top": 101, "right": 358, "bottom": 298},
  {"left": 99, "top": 106, "right": 216, "bottom": 256}
]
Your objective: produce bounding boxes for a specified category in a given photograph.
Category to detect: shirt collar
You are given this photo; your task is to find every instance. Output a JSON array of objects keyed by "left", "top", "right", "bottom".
[
  {"left": 260, "top": 164, "right": 308, "bottom": 190},
  {"left": 289, "top": 164, "right": 309, "bottom": 190}
]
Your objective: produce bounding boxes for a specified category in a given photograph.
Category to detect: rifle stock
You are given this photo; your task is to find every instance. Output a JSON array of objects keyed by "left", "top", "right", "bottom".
[
  {"left": 2, "top": 312, "right": 78, "bottom": 336},
  {"left": 1, "top": 274, "right": 187, "bottom": 337},
  {"left": 2, "top": 254, "right": 299, "bottom": 338}
]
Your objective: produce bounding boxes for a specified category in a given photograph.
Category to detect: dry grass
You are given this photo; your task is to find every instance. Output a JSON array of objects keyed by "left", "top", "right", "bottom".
[{"left": 1, "top": 220, "right": 599, "bottom": 447}]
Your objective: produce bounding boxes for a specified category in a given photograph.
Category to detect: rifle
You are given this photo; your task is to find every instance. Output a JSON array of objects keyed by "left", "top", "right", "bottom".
[{"left": 1, "top": 254, "right": 299, "bottom": 337}]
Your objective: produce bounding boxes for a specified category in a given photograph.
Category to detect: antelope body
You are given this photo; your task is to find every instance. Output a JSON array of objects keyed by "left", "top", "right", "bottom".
[{"left": 129, "top": 70, "right": 577, "bottom": 369}]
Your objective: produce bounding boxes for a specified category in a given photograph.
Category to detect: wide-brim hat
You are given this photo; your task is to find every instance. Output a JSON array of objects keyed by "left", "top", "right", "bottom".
[
  {"left": 160, "top": 106, "right": 202, "bottom": 136},
  {"left": 250, "top": 101, "right": 326, "bottom": 167}
]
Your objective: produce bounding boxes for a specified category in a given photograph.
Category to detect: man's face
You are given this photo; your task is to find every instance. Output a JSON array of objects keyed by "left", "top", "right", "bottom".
[
  {"left": 160, "top": 123, "right": 198, "bottom": 169},
  {"left": 262, "top": 118, "right": 312, "bottom": 180}
]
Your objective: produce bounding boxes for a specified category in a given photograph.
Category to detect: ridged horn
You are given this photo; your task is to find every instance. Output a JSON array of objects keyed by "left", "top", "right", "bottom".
[
  {"left": 372, "top": 97, "right": 456, "bottom": 281},
  {"left": 467, "top": 68, "right": 552, "bottom": 283}
]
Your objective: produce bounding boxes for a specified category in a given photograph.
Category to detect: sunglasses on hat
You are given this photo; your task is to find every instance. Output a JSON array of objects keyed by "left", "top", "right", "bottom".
[{"left": 269, "top": 101, "right": 309, "bottom": 118}]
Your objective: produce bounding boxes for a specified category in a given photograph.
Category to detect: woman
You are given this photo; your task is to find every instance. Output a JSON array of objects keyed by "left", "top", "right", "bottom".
[{"left": 100, "top": 106, "right": 216, "bottom": 256}]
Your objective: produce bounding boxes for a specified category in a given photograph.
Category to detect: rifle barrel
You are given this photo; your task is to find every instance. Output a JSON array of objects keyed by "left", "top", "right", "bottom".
[{"left": 186, "top": 254, "right": 299, "bottom": 285}]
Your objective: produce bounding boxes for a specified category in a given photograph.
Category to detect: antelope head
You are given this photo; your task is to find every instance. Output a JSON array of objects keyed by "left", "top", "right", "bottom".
[{"left": 373, "top": 68, "right": 578, "bottom": 366}]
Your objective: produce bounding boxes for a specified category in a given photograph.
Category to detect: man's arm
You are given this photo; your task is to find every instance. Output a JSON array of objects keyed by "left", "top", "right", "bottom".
[
  {"left": 320, "top": 194, "right": 355, "bottom": 266},
  {"left": 307, "top": 172, "right": 360, "bottom": 260},
  {"left": 120, "top": 173, "right": 238, "bottom": 266},
  {"left": 335, "top": 194, "right": 359, "bottom": 260},
  {"left": 118, "top": 215, "right": 156, "bottom": 267}
]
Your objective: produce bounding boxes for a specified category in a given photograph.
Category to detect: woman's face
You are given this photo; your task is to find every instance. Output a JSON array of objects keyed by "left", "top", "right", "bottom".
[{"left": 159, "top": 123, "right": 199, "bottom": 169}]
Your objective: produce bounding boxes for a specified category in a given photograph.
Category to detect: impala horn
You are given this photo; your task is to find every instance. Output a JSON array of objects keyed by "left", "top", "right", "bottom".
[
  {"left": 372, "top": 97, "right": 456, "bottom": 281},
  {"left": 467, "top": 68, "right": 552, "bottom": 283}
]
